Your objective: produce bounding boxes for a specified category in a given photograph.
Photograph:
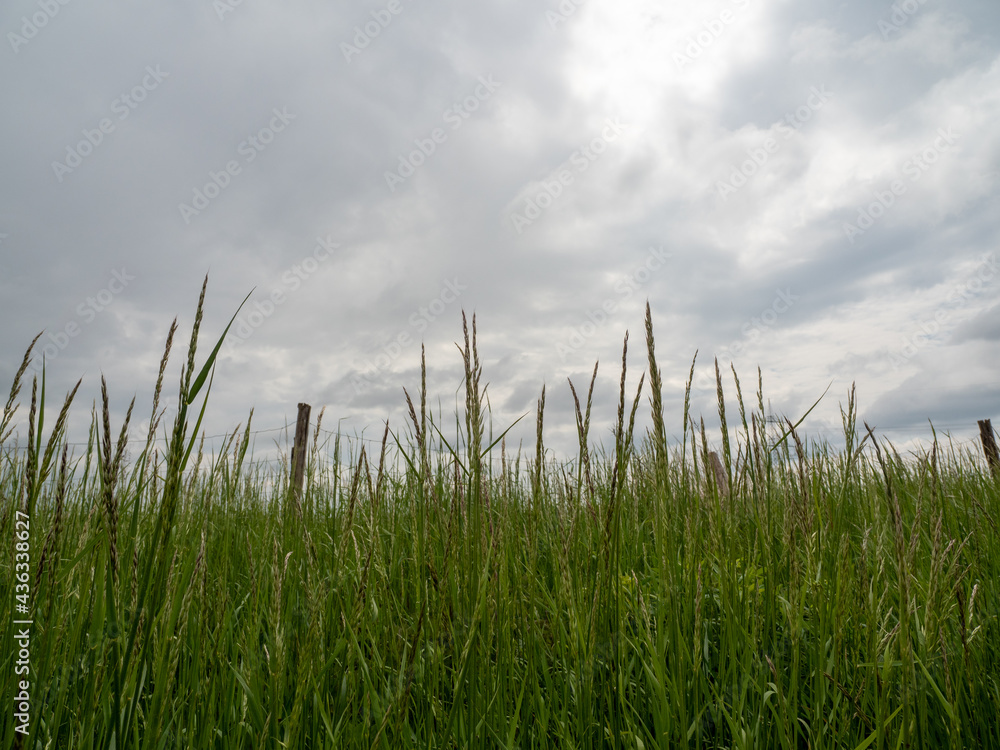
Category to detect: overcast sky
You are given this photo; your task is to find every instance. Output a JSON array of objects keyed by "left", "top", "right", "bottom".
[{"left": 2, "top": 0, "right": 999, "bottom": 466}]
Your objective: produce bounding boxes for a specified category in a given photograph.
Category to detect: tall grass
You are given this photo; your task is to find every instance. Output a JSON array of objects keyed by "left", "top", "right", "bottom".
[{"left": 2, "top": 283, "right": 999, "bottom": 749}]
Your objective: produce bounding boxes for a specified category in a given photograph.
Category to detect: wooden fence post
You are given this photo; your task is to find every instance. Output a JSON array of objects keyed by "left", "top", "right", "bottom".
[
  {"left": 291, "top": 402, "right": 312, "bottom": 508},
  {"left": 977, "top": 418, "right": 999, "bottom": 479}
]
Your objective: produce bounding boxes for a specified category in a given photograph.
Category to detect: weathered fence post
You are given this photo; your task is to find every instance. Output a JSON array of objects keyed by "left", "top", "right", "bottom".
[
  {"left": 290, "top": 402, "right": 312, "bottom": 508},
  {"left": 977, "top": 418, "right": 999, "bottom": 479}
]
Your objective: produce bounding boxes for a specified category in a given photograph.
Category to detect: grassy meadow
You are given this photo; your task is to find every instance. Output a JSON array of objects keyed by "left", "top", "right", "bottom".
[{"left": 2, "top": 279, "right": 999, "bottom": 749}]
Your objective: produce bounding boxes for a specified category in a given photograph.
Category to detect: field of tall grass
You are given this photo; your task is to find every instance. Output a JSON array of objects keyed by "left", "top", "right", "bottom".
[{"left": 2, "top": 278, "right": 998, "bottom": 749}]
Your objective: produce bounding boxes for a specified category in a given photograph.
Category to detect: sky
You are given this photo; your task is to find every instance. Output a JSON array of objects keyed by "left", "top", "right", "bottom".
[{"left": 2, "top": 0, "right": 999, "bottom": 467}]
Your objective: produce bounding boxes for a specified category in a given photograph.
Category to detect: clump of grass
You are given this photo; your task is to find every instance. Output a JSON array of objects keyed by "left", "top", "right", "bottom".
[
  {"left": 0, "top": 332, "right": 41, "bottom": 446},
  {"left": 644, "top": 301, "right": 667, "bottom": 480},
  {"left": 1, "top": 290, "right": 999, "bottom": 749}
]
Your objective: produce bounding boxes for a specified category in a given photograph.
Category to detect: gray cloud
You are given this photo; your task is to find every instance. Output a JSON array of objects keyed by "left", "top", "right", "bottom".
[{"left": 2, "top": 0, "right": 1000, "bottom": 461}]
